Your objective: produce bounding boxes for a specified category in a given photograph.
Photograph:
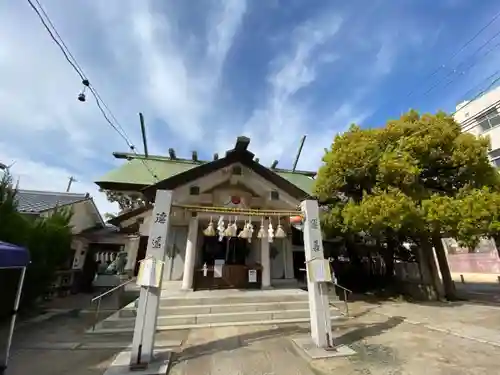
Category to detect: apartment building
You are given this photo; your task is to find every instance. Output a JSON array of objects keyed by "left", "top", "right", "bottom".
[
  {"left": 453, "top": 85, "right": 500, "bottom": 166},
  {"left": 450, "top": 87, "right": 500, "bottom": 277}
]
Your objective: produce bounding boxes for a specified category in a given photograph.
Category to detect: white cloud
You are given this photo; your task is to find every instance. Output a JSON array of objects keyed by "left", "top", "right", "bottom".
[
  {"left": 128, "top": 0, "right": 247, "bottom": 142},
  {"left": 0, "top": 0, "right": 246, "bottom": 213},
  {"left": 0, "top": 0, "right": 438, "bottom": 212},
  {"left": 239, "top": 13, "right": 345, "bottom": 166},
  {"left": 0, "top": 142, "right": 118, "bottom": 215}
]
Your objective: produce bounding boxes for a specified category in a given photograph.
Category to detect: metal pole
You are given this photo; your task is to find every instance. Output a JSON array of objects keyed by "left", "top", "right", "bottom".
[
  {"left": 136, "top": 285, "right": 150, "bottom": 367},
  {"left": 139, "top": 113, "right": 149, "bottom": 158},
  {"left": 292, "top": 135, "right": 307, "bottom": 172},
  {"left": 92, "top": 298, "right": 102, "bottom": 331},
  {"left": 1, "top": 267, "right": 26, "bottom": 374}
]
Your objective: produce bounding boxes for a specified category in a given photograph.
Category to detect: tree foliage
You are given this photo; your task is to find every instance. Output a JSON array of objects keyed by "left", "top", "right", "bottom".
[
  {"left": 101, "top": 189, "right": 147, "bottom": 213},
  {"left": 0, "top": 172, "right": 74, "bottom": 313},
  {"left": 315, "top": 110, "right": 500, "bottom": 299}
]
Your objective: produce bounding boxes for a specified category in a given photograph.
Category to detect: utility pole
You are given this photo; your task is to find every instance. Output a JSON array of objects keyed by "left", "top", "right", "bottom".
[{"left": 66, "top": 176, "right": 77, "bottom": 192}]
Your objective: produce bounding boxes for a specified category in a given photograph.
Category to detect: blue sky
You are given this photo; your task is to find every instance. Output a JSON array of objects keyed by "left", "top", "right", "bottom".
[{"left": 1, "top": 0, "right": 500, "bottom": 214}]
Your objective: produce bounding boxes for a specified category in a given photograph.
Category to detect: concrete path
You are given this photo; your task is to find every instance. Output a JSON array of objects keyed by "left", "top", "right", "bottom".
[
  {"left": 3, "top": 296, "right": 500, "bottom": 374},
  {"left": 366, "top": 300, "right": 500, "bottom": 347},
  {"left": 168, "top": 325, "right": 316, "bottom": 375}
]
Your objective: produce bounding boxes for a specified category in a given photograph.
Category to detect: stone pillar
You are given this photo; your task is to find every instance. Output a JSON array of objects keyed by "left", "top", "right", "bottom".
[
  {"left": 71, "top": 240, "right": 87, "bottom": 270},
  {"left": 124, "top": 235, "right": 140, "bottom": 275},
  {"left": 283, "top": 237, "right": 295, "bottom": 279},
  {"left": 261, "top": 219, "right": 271, "bottom": 288},
  {"left": 181, "top": 215, "right": 198, "bottom": 290},
  {"left": 130, "top": 190, "right": 173, "bottom": 368},
  {"left": 301, "top": 199, "right": 332, "bottom": 348}
]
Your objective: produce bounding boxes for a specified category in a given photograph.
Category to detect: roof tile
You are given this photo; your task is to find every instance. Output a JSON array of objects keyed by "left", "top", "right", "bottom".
[
  {"left": 16, "top": 190, "right": 88, "bottom": 213},
  {"left": 96, "top": 159, "right": 315, "bottom": 195}
]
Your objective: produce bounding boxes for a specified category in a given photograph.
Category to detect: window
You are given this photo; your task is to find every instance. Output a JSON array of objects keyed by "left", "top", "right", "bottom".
[
  {"left": 489, "top": 149, "right": 500, "bottom": 167},
  {"left": 232, "top": 165, "right": 242, "bottom": 175},
  {"left": 477, "top": 108, "right": 500, "bottom": 132},
  {"left": 189, "top": 186, "right": 200, "bottom": 195},
  {"left": 270, "top": 190, "right": 280, "bottom": 200}
]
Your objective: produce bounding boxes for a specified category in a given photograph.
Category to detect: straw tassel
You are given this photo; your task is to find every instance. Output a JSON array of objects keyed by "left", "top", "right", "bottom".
[
  {"left": 217, "top": 216, "right": 225, "bottom": 241},
  {"left": 257, "top": 217, "right": 266, "bottom": 239},
  {"left": 268, "top": 220, "right": 274, "bottom": 243}
]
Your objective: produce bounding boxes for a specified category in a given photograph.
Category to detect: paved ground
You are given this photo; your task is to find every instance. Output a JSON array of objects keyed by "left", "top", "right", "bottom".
[{"left": 3, "top": 293, "right": 500, "bottom": 374}]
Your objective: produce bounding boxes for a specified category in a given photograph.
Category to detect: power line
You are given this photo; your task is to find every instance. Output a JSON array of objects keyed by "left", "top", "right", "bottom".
[
  {"left": 452, "top": 73, "right": 500, "bottom": 116},
  {"left": 458, "top": 69, "right": 500, "bottom": 103},
  {"left": 408, "top": 8, "right": 500, "bottom": 99},
  {"left": 422, "top": 28, "right": 500, "bottom": 97},
  {"left": 26, "top": 0, "right": 84, "bottom": 81},
  {"left": 26, "top": 0, "right": 159, "bottom": 182},
  {"left": 31, "top": 0, "right": 134, "bottom": 145}
]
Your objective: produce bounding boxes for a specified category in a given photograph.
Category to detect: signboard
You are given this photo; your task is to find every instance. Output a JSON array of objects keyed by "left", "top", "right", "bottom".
[
  {"left": 306, "top": 259, "right": 332, "bottom": 283},
  {"left": 248, "top": 269, "right": 257, "bottom": 283},
  {"left": 136, "top": 257, "right": 164, "bottom": 288},
  {"left": 214, "top": 259, "right": 225, "bottom": 278}
]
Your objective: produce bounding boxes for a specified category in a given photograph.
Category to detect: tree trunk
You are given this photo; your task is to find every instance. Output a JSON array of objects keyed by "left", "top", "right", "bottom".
[
  {"left": 383, "top": 236, "right": 396, "bottom": 280},
  {"left": 432, "top": 235, "right": 457, "bottom": 300},
  {"left": 492, "top": 234, "right": 500, "bottom": 258},
  {"left": 418, "top": 240, "right": 443, "bottom": 300}
]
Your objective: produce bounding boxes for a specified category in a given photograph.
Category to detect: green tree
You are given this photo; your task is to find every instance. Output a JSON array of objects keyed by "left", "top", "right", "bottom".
[
  {"left": 315, "top": 110, "right": 500, "bottom": 300},
  {"left": 104, "top": 212, "right": 117, "bottom": 221},
  {"left": 0, "top": 172, "right": 74, "bottom": 309}
]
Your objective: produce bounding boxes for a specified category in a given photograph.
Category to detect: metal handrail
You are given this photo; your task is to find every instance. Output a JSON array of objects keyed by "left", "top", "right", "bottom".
[
  {"left": 331, "top": 283, "right": 351, "bottom": 317},
  {"left": 333, "top": 283, "right": 352, "bottom": 293},
  {"left": 91, "top": 276, "right": 136, "bottom": 331},
  {"left": 298, "top": 267, "right": 351, "bottom": 317}
]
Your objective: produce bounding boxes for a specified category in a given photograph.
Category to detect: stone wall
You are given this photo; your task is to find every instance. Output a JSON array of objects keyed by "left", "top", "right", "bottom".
[{"left": 443, "top": 238, "right": 500, "bottom": 274}]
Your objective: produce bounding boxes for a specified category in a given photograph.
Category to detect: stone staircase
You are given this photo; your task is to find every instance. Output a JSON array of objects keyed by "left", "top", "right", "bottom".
[{"left": 89, "top": 289, "right": 346, "bottom": 333}]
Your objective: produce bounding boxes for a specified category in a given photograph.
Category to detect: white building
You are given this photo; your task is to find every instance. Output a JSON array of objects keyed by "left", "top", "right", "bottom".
[{"left": 454, "top": 85, "right": 500, "bottom": 166}]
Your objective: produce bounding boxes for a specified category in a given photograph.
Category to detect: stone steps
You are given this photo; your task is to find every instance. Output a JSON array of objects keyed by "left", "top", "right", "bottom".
[
  {"left": 89, "top": 289, "right": 345, "bottom": 334},
  {"left": 102, "top": 306, "right": 342, "bottom": 330},
  {"left": 119, "top": 300, "right": 311, "bottom": 317},
  {"left": 158, "top": 294, "right": 310, "bottom": 307}
]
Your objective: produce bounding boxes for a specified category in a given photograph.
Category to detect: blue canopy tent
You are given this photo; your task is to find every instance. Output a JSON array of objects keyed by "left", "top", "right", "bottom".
[{"left": 0, "top": 241, "right": 29, "bottom": 375}]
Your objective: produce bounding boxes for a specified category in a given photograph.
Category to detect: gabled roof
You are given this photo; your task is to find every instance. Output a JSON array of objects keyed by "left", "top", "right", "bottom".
[
  {"left": 94, "top": 139, "right": 316, "bottom": 195},
  {"left": 16, "top": 189, "right": 105, "bottom": 227},
  {"left": 142, "top": 137, "right": 313, "bottom": 201},
  {"left": 16, "top": 190, "right": 90, "bottom": 213}
]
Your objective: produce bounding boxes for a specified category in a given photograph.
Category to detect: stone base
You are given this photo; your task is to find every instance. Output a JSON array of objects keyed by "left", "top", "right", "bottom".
[
  {"left": 103, "top": 350, "right": 172, "bottom": 375},
  {"left": 291, "top": 335, "right": 356, "bottom": 359}
]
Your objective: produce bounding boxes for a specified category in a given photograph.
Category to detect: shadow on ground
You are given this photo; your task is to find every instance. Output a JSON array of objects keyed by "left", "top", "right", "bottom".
[
  {"left": 171, "top": 316, "right": 405, "bottom": 366},
  {"left": 334, "top": 316, "right": 405, "bottom": 346},
  {"left": 343, "top": 280, "right": 500, "bottom": 310},
  {"left": 171, "top": 325, "right": 309, "bottom": 365}
]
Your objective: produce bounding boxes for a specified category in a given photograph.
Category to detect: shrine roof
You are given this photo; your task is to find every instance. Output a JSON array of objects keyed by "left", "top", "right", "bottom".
[{"left": 95, "top": 139, "right": 315, "bottom": 196}]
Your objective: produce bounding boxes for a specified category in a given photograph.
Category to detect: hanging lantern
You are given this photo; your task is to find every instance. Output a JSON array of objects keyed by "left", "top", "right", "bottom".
[
  {"left": 77, "top": 79, "right": 90, "bottom": 102},
  {"left": 204, "top": 217, "right": 216, "bottom": 236},
  {"left": 289, "top": 215, "right": 303, "bottom": 225},
  {"left": 257, "top": 217, "right": 266, "bottom": 239},
  {"left": 275, "top": 217, "right": 286, "bottom": 238},
  {"left": 268, "top": 220, "right": 274, "bottom": 243},
  {"left": 290, "top": 215, "right": 304, "bottom": 231}
]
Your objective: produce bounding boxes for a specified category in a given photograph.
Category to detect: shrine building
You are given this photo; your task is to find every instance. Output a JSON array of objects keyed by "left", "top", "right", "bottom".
[{"left": 95, "top": 136, "right": 316, "bottom": 290}]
